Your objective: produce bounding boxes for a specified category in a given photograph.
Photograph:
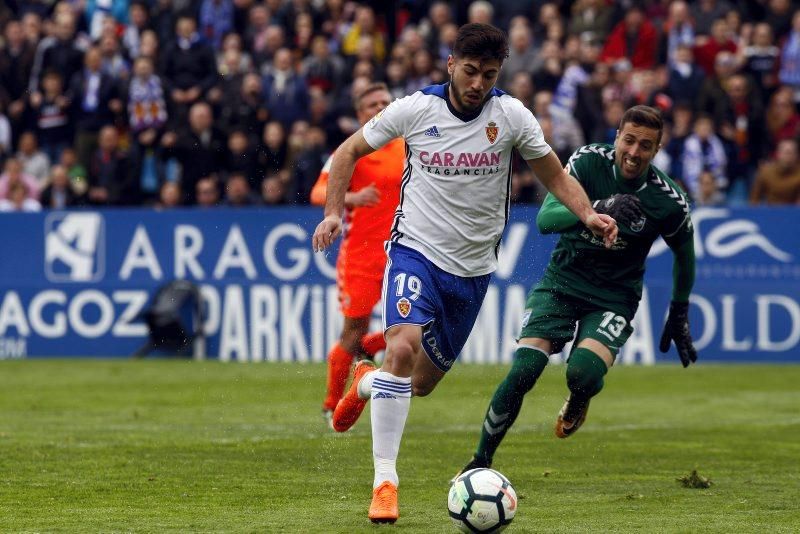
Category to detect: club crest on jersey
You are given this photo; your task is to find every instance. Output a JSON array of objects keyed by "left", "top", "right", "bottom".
[
  {"left": 630, "top": 216, "right": 646, "bottom": 232},
  {"left": 485, "top": 121, "right": 498, "bottom": 144},
  {"left": 397, "top": 297, "right": 411, "bottom": 318}
]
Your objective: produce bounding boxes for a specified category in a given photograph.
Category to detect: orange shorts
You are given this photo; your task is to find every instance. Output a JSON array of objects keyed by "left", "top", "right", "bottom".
[{"left": 338, "top": 270, "right": 384, "bottom": 318}]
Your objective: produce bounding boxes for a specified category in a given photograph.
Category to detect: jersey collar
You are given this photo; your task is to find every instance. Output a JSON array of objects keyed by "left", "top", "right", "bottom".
[
  {"left": 444, "top": 82, "right": 486, "bottom": 122},
  {"left": 612, "top": 162, "right": 649, "bottom": 192}
]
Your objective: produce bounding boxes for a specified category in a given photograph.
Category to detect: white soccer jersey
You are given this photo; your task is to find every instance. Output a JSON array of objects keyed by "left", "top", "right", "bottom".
[{"left": 362, "top": 83, "right": 551, "bottom": 277}]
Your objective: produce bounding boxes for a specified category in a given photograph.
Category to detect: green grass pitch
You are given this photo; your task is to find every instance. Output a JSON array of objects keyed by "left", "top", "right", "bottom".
[{"left": 0, "top": 360, "right": 798, "bottom": 532}]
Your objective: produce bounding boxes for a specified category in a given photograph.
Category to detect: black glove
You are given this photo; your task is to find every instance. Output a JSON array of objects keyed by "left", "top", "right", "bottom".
[
  {"left": 659, "top": 301, "right": 698, "bottom": 368},
  {"left": 592, "top": 194, "right": 644, "bottom": 228}
]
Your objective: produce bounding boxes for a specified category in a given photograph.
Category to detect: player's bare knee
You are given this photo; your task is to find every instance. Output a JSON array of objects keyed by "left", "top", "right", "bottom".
[{"left": 411, "top": 379, "right": 436, "bottom": 397}]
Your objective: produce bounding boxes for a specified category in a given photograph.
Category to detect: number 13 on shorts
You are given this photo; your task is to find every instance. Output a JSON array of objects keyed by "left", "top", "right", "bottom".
[{"left": 597, "top": 311, "right": 627, "bottom": 341}]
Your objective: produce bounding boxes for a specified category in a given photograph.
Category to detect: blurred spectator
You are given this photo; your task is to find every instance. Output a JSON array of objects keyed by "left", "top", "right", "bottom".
[
  {"left": 532, "top": 40, "right": 563, "bottom": 93},
  {"left": 765, "top": 86, "right": 800, "bottom": 149},
  {"left": 532, "top": 90, "right": 584, "bottom": 163},
  {"left": 257, "top": 120, "right": 288, "bottom": 182},
  {"left": 695, "top": 168, "right": 727, "bottom": 206},
  {"left": 497, "top": 24, "right": 538, "bottom": 91},
  {"left": 21, "top": 12, "right": 43, "bottom": 47},
  {"left": 156, "top": 181, "right": 183, "bottom": 209},
  {"left": 658, "top": 0, "right": 695, "bottom": 66},
  {"left": 161, "top": 101, "right": 226, "bottom": 205},
  {"left": 87, "top": 125, "right": 136, "bottom": 206},
  {"left": 221, "top": 72, "right": 269, "bottom": 140},
  {"left": 128, "top": 56, "right": 167, "bottom": 135},
  {"left": 718, "top": 73, "right": 766, "bottom": 198},
  {"left": 763, "top": 0, "right": 793, "bottom": 42},
  {"left": 568, "top": 0, "right": 613, "bottom": 44},
  {"left": 419, "top": 1, "right": 454, "bottom": 52},
  {"left": 136, "top": 29, "right": 159, "bottom": 62},
  {"left": 667, "top": 44, "right": 705, "bottom": 107},
  {"left": 406, "top": 49, "right": 436, "bottom": 94},
  {"left": 225, "top": 129, "right": 258, "bottom": 185},
  {"left": 40, "top": 164, "right": 85, "bottom": 209},
  {"left": 682, "top": 114, "right": 730, "bottom": 199},
  {"left": 225, "top": 172, "right": 260, "bottom": 206},
  {"left": 0, "top": 158, "right": 40, "bottom": 200},
  {"left": 554, "top": 37, "right": 601, "bottom": 111},
  {"left": 574, "top": 62, "right": 610, "bottom": 142},
  {"left": 778, "top": 11, "right": 800, "bottom": 101},
  {"left": 68, "top": 46, "right": 123, "bottom": 168},
  {"left": 160, "top": 13, "right": 217, "bottom": 125},
  {"left": 697, "top": 51, "right": 738, "bottom": 121},
  {"left": 594, "top": 98, "right": 626, "bottom": 145},
  {"left": 16, "top": 131, "right": 50, "bottom": 184},
  {"left": 99, "top": 34, "right": 131, "bottom": 83},
  {"left": 262, "top": 47, "right": 309, "bottom": 129},
  {"left": 0, "top": 20, "right": 36, "bottom": 134},
  {"left": 58, "top": 147, "right": 88, "bottom": 194},
  {"left": 217, "top": 33, "right": 253, "bottom": 76},
  {"left": 300, "top": 35, "right": 345, "bottom": 95},
  {"left": 509, "top": 71, "right": 535, "bottom": 110},
  {"left": 122, "top": 1, "right": 151, "bottom": 59},
  {"left": 693, "top": 18, "right": 738, "bottom": 76},
  {"left": 261, "top": 172, "right": 287, "bottom": 205},
  {"left": 341, "top": 6, "right": 385, "bottom": 63},
  {"left": 741, "top": 22, "right": 780, "bottom": 99},
  {"left": 0, "top": 181, "right": 41, "bottom": 212},
  {"left": 0, "top": 102, "right": 10, "bottom": 163},
  {"left": 195, "top": 176, "right": 221, "bottom": 207},
  {"left": 28, "top": 11, "right": 85, "bottom": 96},
  {"left": 692, "top": 0, "right": 733, "bottom": 36},
  {"left": 750, "top": 138, "right": 800, "bottom": 204},
  {"left": 29, "top": 70, "right": 72, "bottom": 163},
  {"left": 288, "top": 125, "right": 327, "bottom": 205},
  {"left": 600, "top": 6, "right": 658, "bottom": 70},
  {"left": 532, "top": 3, "right": 562, "bottom": 45},
  {"left": 199, "top": 0, "right": 234, "bottom": 51},
  {"left": 467, "top": 1, "right": 494, "bottom": 25}
]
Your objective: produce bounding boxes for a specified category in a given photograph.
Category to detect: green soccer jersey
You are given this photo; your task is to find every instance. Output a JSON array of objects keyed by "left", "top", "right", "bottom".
[{"left": 540, "top": 143, "right": 693, "bottom": 311}]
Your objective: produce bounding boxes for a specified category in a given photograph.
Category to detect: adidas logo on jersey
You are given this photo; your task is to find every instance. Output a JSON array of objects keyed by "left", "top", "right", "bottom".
[{"left": 424, "top": 125, "right": 442, "bottom": 137}]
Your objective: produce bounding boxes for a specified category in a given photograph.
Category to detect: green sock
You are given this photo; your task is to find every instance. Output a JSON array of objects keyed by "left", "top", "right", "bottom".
[
  {"left": 564, "top": 347, "right": 608, "bottom": 421},
  {"left": 474, "top": 346, "right": 549, "bottom": 464}
]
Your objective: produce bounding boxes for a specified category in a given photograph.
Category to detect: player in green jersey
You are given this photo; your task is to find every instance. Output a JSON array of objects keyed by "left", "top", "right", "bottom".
[{"left": 458, "top": 105, "right": 698, "bottom": 473}]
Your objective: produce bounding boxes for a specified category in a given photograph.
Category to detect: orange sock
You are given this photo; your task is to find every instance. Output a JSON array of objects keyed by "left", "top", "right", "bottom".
[
  {"left": 323, "top": 344, "right": 354, "bottom": 411},
  {"left": 361, "top": 331, "right": 387, "bottom": 356}
]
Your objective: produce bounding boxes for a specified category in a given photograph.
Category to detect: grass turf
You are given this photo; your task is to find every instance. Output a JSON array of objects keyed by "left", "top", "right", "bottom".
[{"left": 0, "top": 360, "right": 798, "bottom": 532}]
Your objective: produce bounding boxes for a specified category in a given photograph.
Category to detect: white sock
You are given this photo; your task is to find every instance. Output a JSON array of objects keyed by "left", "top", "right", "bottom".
[
  {"left": 370, "top": 370, "right": 412, "bottom": 488},
  {"left": 357, "top": 369, "right": 377, "bottom": 399}
]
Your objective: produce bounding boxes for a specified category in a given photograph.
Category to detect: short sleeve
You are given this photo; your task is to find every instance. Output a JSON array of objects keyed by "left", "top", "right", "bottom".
[
  {"left": 658, "top": 173, "right": 693, "bottom": 243},
  {"left": 361, "top": 95, "right": 413, "bottom": 150},
  {"left": 564, "top": 146, "right": 594, "bottom": 186},
  {"left": 509, "top": 98, "right": 552, "bottom": 161}
]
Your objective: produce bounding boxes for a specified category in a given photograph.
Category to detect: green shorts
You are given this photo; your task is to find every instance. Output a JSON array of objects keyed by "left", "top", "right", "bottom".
[{"left": 519, "top": 285, "right": 635, "bottom": 356}]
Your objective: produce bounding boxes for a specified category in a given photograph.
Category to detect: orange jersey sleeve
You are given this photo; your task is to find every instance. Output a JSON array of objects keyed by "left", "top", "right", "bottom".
[{"left": 310, "top": 153, "right": 334, "bottom": 206}]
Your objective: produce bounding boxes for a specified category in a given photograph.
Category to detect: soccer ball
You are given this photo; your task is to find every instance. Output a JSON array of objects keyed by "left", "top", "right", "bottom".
[{"left": 448, "top": 468, "right": 517, "bottom": 532}]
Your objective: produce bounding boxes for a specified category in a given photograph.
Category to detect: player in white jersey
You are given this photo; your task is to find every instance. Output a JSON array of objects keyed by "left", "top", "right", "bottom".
[{"left": 312, "top": 23, "right": 617, "bottom": 524}]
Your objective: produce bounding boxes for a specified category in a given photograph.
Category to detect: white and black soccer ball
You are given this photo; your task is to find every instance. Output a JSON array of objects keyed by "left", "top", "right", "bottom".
[{"left": 448, "top": 468, "right": 517, "bottom": 533}]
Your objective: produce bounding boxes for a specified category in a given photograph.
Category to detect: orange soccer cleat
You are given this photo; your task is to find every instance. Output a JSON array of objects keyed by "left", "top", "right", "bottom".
[
  {"left": 555, "top": 395, "right": 591, "bottom": 438},
  {"left": 331, "top": 360, "right": 375, "bottom": 432},
  {"left": 368, "top": 481, "right": 399, "bottom": 524}
]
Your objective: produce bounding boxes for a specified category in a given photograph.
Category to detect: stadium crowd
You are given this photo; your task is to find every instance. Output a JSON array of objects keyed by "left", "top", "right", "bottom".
[{"left": 1, "top": 0, "right": 800, "bottom": 211}]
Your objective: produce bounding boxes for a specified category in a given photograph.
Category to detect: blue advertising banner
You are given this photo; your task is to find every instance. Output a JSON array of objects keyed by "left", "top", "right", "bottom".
[{"left": 0, "top": 207, "right": 797, "bottom": 363}]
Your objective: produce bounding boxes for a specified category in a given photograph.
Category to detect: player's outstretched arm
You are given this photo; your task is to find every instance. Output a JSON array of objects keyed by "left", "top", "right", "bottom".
[
  {"left": 527, "top": 151, "right": 617, "bottom": 247},
  {"left": 536, "top": 193, "right": 580, "bottom": 234},
  {"left": 660, "top": 229, "right": 698, "bottom": 367},
  {"left": 312, "top": 129, "right": 377, "bottom": 252}
]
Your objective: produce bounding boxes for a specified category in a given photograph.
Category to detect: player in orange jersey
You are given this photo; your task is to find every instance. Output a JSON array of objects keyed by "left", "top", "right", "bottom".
[{"left": 311, "top": 82, "right": 405, "bottom": 428}]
